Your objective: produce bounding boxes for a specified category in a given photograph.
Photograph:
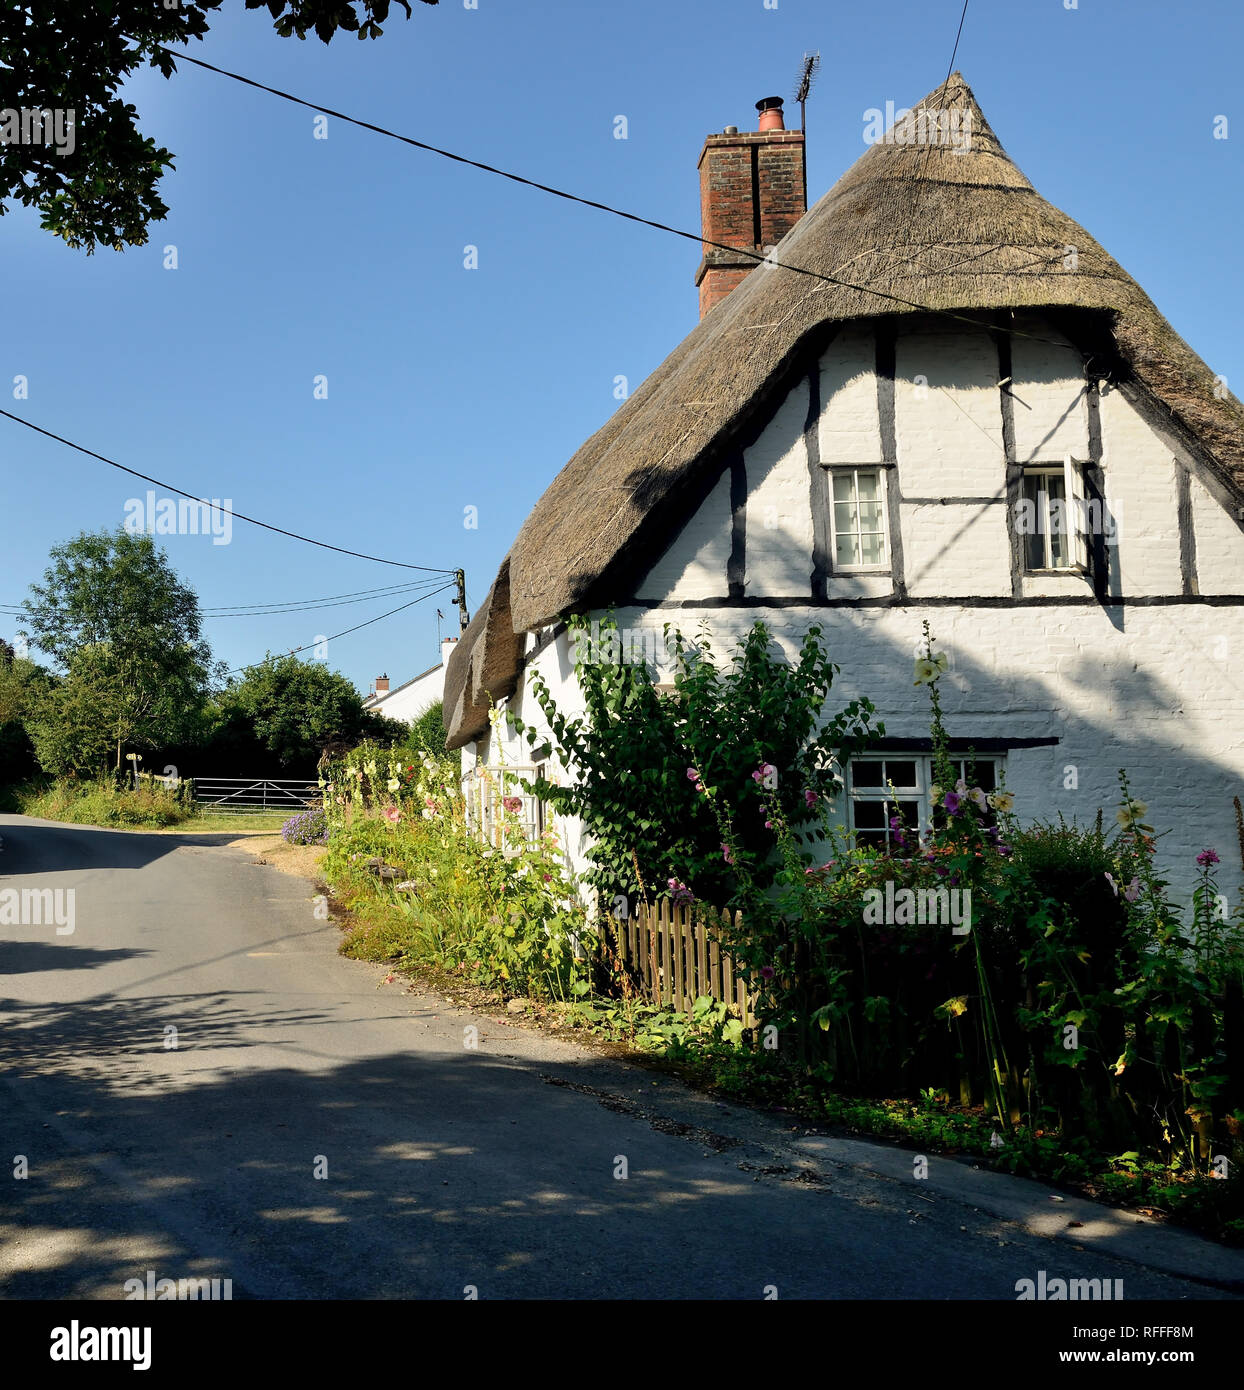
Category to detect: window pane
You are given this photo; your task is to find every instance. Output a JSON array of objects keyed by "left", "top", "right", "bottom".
[
  {"left": 832, "top": 472, "right": 855, "bottom": 502},
  {"left": 858, "top": 501, "right": 883, "bottom": 530},
  {"left": 856, "top": 470, "right": 880, "bottom": 500},
  {"left": 884, "top": 760, "right": 918, "bottom": 790},
  {"left": 836, "top": 533, "right": 860, "bottom": 566},
  {"left": 852, "top": 761, "right": 884, "bottom": 788},
  {"left": 1023, "top": 471, "right": 1073, "bottom": 570},
  {"left": 859, "top": 531, "right": 885, "bottom": 566},
  {"left": 834, "top": 499, "right": 858, "bottom": 529},
  {"left": 852, "top": 800, "right": 886, "bottom": 828}
]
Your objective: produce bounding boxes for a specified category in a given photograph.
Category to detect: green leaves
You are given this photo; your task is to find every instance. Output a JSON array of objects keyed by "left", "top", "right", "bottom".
[{"left": 0, "top": 0, "right": 434, "bottom": 251}]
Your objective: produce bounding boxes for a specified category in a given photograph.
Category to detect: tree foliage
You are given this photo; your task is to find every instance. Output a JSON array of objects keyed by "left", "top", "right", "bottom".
[
  {"left": 20, "top": 530, "right": 215, "bottom": 771},
  {"left": 508, "top": 618, "right": 883, "bottom": 905},
  {"left": 0, "top": 0, "right": 437, "bottom": 252},
  {"left": 220, "top": 652, "right": 402, "bottom": 769}
]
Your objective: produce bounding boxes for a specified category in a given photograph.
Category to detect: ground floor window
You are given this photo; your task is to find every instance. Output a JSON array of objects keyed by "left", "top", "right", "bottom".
[{"left": 847, "top": 753, "right": 1001, "bottom": 848}]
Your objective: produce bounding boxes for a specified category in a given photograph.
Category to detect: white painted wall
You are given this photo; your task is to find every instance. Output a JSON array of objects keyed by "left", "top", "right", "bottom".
[
  {"left": 366, "top": 639, "right": 458, "bottom": 725},
  {"left": 471, "top": 316, "right": 1244, "bottom": 914}
]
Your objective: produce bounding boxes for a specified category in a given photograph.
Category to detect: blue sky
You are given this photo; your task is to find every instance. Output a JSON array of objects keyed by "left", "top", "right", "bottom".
[{"left": 2, "top": 0, "right": 1240, "bottom": 694}]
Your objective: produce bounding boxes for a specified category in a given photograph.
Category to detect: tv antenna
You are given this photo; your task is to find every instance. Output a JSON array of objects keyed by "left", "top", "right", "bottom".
[
  {"left": 793, "top": 52, "right": 820, "bottom": 208},
  {"left": 794, "top": 51, "right": 821, "bottom": 135}
]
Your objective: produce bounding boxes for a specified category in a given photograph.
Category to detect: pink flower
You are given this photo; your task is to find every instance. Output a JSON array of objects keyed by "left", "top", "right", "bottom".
[
  {"left": 383, "top": 806, "right": 401, "bottom": 824},
  {"left": 502, "top": 796, "right": 523, "bottom": 814},
  {"left": 1197, "top": 848, "right": 1220, "bottom": 868},
  {"left": 804, "top": 789, "right": 817, "bottom": 808},
  {"left": 759, "top": 966, "right": 776, "bottom": 981},
  {"left": 1123, "top": 877, "right": 1140, "bottom": 903},
  {"left": 686, "top": 768, "right": 700, "bottom": 783},
  {"left": 721, "top": 842, "right": 735, "bottom": 865}
]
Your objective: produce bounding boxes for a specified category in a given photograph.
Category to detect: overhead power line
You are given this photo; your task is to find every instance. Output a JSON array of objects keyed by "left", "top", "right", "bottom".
[
  {"left": 160, "top": 44, "right": 1071, "bottom": 342},
  {"left": 0, "top": 407, "right": 457, "bottom": 575},
  {"left": 202, "top": 577, "right": 447, "bottom": 616},
  {"left": 220, "top": 580, "right": 456, "bottom": 677}
]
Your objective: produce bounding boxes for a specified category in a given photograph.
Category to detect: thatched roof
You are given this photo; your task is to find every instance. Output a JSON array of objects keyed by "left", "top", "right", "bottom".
[{"left": 445, "top": 72, "right": 1244, "bottom": 749}]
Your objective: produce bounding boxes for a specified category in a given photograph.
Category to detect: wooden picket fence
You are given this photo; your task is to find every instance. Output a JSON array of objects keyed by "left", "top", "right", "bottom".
[{"left": 605, "top": 900, "right": 756, "bottom": 1027}]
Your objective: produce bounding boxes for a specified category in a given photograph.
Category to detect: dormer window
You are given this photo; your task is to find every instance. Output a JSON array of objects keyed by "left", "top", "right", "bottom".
[{"left": 829, "top": 467, "right": 888, "bottom": 571}]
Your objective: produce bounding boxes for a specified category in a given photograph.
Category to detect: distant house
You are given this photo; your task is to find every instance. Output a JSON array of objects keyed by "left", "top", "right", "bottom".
[
  {"left": 364, "top": 638, "right": 458, "bottom": 724},
  {"left": 444, "top": 74, "right": 1244, "bottom": 907}
]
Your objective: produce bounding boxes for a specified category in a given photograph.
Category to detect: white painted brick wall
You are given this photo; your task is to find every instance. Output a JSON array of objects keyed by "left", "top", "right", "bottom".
[
  {"left": 902, "top": 500, "right": 1012, "bottom": 597},
  {"left": 634, "top": 468, "right": 732, "bottom": 601},
  {"left": 895, "top": 327, "right": 1005, "bottom": 495},
  {"left": 1009, "top": 333, "right": 1089, "bottom": 462},
  {"left": 818, "top": 325, "right": 880, "bottom": 460},
  {"left": 1098, "top": 388, "right": 1183, "bottom": 594},
  {"left": 744, "top": 378, "right": 812, "bottom": 596},
  {"left": 1190, "top": 474, "right": 1244, "bottom": 595}
]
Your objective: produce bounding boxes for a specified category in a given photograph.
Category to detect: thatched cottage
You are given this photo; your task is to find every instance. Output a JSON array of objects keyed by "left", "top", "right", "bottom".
[{"left": 443, "top": 73, "right": 1244, "bottom": 907}]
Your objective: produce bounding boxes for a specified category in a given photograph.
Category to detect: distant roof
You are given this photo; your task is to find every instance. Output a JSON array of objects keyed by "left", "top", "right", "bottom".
[{"left": 364, "top": 661, "right": 442, "bottom": 707}]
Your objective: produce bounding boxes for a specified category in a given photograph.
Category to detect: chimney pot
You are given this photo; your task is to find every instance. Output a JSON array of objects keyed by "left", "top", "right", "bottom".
[
  {"left": 375, "top": 674, "right": 389, "bottom": 695},
  {"left": 756, "top": 96, "right": 785, "bottom": 131},
  {"left": 723, "top": 124, "right": 738, "bottom": 135}
]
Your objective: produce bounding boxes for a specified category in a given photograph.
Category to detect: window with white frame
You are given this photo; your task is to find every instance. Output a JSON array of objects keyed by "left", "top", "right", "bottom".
[
  {"left": 1020, "top": 460, "right": 1089, "bottom": 572},
  {"left": 847, "top": 754, "right": 1002, "bottom": 848},
  {"left": 828, "top": 466, "right": 888, "bottom": 571}
]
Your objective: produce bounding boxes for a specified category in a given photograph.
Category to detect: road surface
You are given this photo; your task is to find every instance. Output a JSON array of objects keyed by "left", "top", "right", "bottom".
[{"left": 2, "top": 814, "right": 1242, "bottom": 1300}]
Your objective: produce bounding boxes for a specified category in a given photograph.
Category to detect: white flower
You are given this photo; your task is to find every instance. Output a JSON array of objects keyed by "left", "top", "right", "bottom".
[
  {"left": 988, "top": 791, "right": 1014, "bottom": 813},
  {"left": 387, "top": 778, "right": 400, "bottom": 792},
  {"left": 364, "top": 760, "right": 378, "bottom": 778}
]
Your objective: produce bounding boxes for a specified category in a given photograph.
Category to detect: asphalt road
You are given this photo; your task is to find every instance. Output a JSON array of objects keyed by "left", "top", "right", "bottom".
[{"left": 2, "top": 813, "right": 1242, "bottom": 1301}]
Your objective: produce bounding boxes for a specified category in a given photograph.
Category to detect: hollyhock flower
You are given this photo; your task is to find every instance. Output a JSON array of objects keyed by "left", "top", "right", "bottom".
[
  {"left": 759, "top": 966, "right": 776, "bottom": 981},
  {"left": 721, "top": 842, "right": 735, "bottom": 865},
  {"left": 687, "top": 767, "right": 700, "bottom": 782},
  {"left": 502, "top": 796, "right": 523, "bottom": 814},
  {"left": 1197, "top": 848, "right": 1220, "bottom": 868},
  {"left": 987, "top": 791, "right": 1014, "bottom": 813},
  {"left": 970, "top": 787, "right": 989, "bottom": 811},
  {"left": 387, "top": 778, "right": 400, "bottom": 792},
  {"left": 1123, "top": 877, "right": 1141, "bottom": 903},
  {"left": 944, "top": 791, "right": 962, "bottom": 816},
  {"left": 1105, "top": 871, "right": 1118, "bottom": 897},
  {"left": 383, "top": 806, "right": 401, "bottom": 824},
  {"left": 1116, "top": 799, "right": 1148, "bottom": 829},
  {"left": 804, "top": 789, "right": 817, "bottom": 808}
]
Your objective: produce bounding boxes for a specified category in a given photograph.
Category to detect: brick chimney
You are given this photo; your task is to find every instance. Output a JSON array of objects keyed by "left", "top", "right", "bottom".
[
  {"left": 374, "top": 674, "right": 389, "bottom": 696},
  {"left": 695, "top": 96, "right": 806, "bottom": 319}
]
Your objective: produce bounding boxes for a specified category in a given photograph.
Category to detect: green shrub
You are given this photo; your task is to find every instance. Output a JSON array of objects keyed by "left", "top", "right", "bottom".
[{"left": 13, "top": 775, "right": 198, "bottom": 827}]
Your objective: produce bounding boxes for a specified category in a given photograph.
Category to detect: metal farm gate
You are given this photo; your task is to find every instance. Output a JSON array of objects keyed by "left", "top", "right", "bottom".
[{"left": 192, "top": 778, "right": 321, "bottom": 815}]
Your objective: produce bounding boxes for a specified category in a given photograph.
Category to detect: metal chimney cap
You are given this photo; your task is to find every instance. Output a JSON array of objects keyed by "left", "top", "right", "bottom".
[{"left": 755, "top": 96, "right": 784, "bottom": 112}]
